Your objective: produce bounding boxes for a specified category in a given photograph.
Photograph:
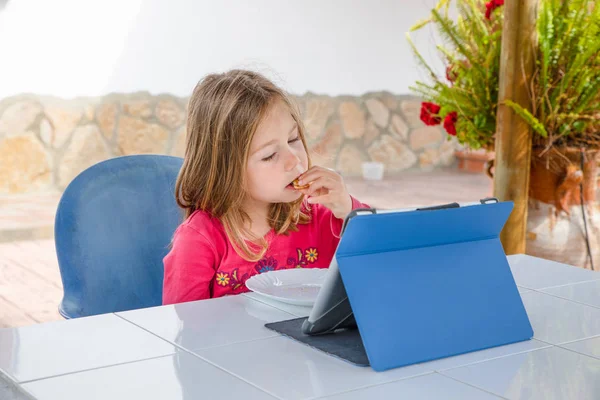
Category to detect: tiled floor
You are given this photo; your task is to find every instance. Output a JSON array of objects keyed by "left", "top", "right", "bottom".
[
  {"left": 0, "top": 170, "right": 492, "bottom": 328},
  {"left": 0, "top": 192, "right": 61, "bottom": 243},
  {"left": 0, "top": 240, "right": 63, "bottom": 328}
]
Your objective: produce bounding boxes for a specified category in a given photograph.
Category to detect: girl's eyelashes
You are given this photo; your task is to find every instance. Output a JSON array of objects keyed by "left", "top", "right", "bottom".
[
  {"left": 261, "top": 137, "right": 301, "bottom": 162},
  {"left": 262, "top": 153, "right": 276, "bottom": 162}
]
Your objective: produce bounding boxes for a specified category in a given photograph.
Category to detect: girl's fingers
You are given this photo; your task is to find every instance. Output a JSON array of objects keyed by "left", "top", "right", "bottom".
[
  {"left": 297, "top": 166, "right": 336, "bottom": 186},
  {"left": 301, "top": 176, "right": 338, "bottom": 196},
  {"left": 306, "top": 193, "right": 332, "bottom": 205}
]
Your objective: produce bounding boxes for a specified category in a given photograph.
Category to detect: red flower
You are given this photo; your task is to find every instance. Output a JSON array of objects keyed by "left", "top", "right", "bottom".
[
  {"left": 443, "top": 112, "right": 458, "bottom": 136},
  {"left": 485, "top": 0, "right": 504, "bottom": 20},
  {"left": 485, "top": 3, "right": 493, "bottom": 19},
  {"left": 420, "top": 102, "right": 442, "bottom": 126}
]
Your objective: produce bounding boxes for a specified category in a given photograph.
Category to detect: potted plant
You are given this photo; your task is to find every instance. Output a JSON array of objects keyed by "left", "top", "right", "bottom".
[{"left": 407, "top": 0, "right": 600, "bottom": 269}]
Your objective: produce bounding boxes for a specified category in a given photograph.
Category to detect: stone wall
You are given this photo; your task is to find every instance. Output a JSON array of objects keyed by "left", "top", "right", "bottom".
[{"left": 0, "top": 92, "right": 458, "bottom": 194}]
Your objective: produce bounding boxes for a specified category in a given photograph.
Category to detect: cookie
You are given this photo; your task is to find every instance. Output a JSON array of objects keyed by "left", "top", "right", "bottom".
[{"left": 292, "top": 178, "right": 310, "bottom": 190}]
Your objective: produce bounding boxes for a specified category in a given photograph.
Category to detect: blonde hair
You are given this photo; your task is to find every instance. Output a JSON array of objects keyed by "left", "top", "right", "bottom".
[{"left": 175, "top": 70, "right": 312, "bottom": 262}]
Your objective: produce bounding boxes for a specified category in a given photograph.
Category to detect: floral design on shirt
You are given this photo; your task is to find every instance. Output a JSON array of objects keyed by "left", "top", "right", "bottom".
[
  {"left": 215, "top": 272, "right": 229, "bottom": 286},
  {"left": 287, "top": 247, "right": 318, "bottom": 268},
  {"left": 216, "top": 247, "right": 319, "bottom": 293},
  {"left": 254, "top": 256, "right": 278, "bottom": 274},
  {"left": 228, "top": 268, "right": 250, "bottom": 292},
  {"left": 305, "top": 248, "right": 318, "bottom": 263}
]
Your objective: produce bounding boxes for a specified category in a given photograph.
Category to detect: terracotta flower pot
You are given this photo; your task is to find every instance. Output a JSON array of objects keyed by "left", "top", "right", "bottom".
[
  {"left": 487, "top": 147, "right": 599, "bottom": 270},
  {"left": 454, "top": 149, "right": 494, "bottom": 174},
  {"left": 526, "top": 147, "right": 599, "bottom": 270}
]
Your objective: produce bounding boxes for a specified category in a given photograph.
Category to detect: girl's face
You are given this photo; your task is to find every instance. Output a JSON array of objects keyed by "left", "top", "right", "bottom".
[{"left": 245, "top": 99, "right": 309, "bottom": 207}]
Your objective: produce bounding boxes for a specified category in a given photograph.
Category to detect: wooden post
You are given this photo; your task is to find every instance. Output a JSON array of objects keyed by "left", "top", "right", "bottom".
[{"left": 493, "top": 0, "right": 538, "bottom": 254}]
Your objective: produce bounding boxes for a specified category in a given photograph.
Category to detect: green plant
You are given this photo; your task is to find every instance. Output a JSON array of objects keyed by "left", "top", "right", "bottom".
[
  {"left": 508, "top": 0, "right": 600, "bottom": 149},
  {"left": 408, "top": 0, "right": 600, "bottom": 152}
]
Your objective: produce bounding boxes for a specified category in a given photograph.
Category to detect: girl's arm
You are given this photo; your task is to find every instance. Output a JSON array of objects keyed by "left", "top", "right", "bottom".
[
  {"left": 162, "top": 224, "right": 218, "bottom": 304},
  {"left": 328, "top": 196, "right": 371, "bottom": 238}
]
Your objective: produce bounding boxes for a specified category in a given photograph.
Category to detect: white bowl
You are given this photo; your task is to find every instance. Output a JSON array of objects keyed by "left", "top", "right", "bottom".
[{"left": 245, "top": 268, "right": 327, "bottom": 306}]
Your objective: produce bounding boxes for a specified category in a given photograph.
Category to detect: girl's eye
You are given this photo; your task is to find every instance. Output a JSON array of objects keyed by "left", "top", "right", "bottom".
[
  {"left": 262, "top": 153, "right": 276, "bottom": 162},
  {"left": 261, "top": 137, "right": 300, "bottom": 161}
]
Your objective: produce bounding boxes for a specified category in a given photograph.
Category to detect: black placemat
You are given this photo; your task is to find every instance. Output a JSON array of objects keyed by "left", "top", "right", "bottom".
[{"left": 265, "top": 317, "right": 370, "bottom": 367}]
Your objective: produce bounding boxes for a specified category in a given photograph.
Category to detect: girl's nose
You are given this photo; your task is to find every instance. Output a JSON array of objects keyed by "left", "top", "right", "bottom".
[{"left": 284, "top": 150, "right": 302, "bottom": 172}]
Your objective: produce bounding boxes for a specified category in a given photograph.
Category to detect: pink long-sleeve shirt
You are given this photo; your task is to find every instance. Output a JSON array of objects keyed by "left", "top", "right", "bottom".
[{"left": 162, "top": 197, "right": 369, "bottom": 304}]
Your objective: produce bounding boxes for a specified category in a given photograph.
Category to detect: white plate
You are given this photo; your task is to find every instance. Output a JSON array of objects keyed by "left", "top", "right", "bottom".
[{"left": 245, "top": 268, "right": 327, "bottom": 306}]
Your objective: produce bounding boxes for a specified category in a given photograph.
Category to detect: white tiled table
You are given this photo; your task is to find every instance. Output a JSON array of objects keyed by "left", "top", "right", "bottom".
[{"left": 1, "top": 254, "right": 600, "bottom": 400}]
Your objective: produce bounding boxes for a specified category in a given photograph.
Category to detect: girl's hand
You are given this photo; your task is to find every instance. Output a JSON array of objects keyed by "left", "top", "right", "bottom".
[{"left": 296, "top": 166, "right": 353, "bottom": 220}]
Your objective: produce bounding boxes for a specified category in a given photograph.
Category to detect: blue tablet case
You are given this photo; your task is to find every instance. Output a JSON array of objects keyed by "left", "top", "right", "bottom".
[{"left": 267, "top": 201, "right": 534, "bottom": 372}]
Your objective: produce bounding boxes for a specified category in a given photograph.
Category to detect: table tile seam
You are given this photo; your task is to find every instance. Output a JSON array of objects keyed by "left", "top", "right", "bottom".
[
  {"left": 18, "top": 354, "right": 174, "bottom": 385},
  {"left": 307, "top": 371, "right": 436, "bottom": 400},
  {"left": 437, "top": 372, "right": 510, "bottom": 399},
  {"left": 552, "top": 333, "right": 600, "bottom": 346},
  {"left": 524, "top": 276, "right": 600, "bottom": 291},
  {"left": 431, "top": 343, "right": 554, "bottom": 373},
  {"left": 533, "top": 291, "right": 600, "bottom": 310},
  {"left": 169, "top": 344, "right": 284, "bottom": 400},
  {"left": 114, "top": 312, "right": 284, "bottom": 351},
  {"left": 185, "top": 336, "right": 436, "bottom": 400},
  {"left": 112, "top": 314, "right": 284, "bottom": 400},
  {"left": 554, "top": 344, "right": 600, "bottom": 361},
  {"left": 520, "top": 288, "right": 600, "bottom": 310}
]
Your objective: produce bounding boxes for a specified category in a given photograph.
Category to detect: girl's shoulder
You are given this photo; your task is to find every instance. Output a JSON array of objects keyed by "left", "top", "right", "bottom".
[{"left": 175, "top": 209, "right": 227, "bottom": 243}]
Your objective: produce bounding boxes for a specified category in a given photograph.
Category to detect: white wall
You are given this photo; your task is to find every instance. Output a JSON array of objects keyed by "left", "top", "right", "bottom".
[{"left": 0, "top": 0, "right": 444, "bottom": 98}]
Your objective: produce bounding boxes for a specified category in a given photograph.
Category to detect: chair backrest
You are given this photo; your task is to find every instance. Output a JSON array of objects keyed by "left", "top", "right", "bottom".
[{"left": 55, "top": 155, "right": 184, "bottom": 318}]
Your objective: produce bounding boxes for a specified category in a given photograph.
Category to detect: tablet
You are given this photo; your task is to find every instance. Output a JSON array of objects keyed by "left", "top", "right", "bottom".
[{"left": 301, "top": 198, "right": 498, "bottom": 335}]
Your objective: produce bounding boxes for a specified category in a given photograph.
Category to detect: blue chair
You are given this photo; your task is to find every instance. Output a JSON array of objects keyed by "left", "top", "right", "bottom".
[{"left": 55, "top": 155, "right": 184, "bottom": 318}]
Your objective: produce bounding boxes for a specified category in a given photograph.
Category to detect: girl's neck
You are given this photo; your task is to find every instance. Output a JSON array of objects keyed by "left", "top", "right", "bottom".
[{"left": 243, "top": 198, "right": 272, "bottom": 239}]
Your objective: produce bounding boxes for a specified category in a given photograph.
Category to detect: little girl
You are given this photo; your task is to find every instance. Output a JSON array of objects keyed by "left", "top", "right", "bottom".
[{"left": 162, "top": 69, "right": 369, "bottom": 305}]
